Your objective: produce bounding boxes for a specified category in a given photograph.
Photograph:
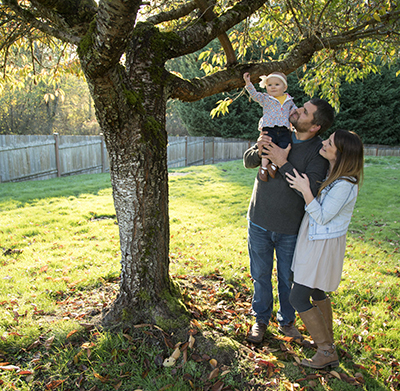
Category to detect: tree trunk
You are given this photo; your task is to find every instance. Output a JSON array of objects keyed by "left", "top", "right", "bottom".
[{"left": 81, "top": 35, "right": 187, "bottom": 327}]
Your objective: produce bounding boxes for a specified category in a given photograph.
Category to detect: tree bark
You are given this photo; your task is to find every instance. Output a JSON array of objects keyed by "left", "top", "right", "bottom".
[{"left": 80, "top": 24, "right": 186, "bottom": 326}]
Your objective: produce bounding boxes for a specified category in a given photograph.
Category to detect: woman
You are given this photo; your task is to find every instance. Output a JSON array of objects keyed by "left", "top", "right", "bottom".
[{"left": 285, "top": 129, "right": 364, "bottom": 369}]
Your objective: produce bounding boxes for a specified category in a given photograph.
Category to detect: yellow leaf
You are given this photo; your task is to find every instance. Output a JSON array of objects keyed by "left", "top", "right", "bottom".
[
  {"left": 209, "top": 358, "right": 218, "bottom": 368},
  {"left": 73, "top": 351, "right": 83, "bottom": 364},
  {"left": 171, "top": 348, "right": 180, "bottom": 360},
  {"left": 163, "top": 357, "right": 176, "bottom": 367},
  {"left": 188, "top": 335, "right": 195, "bottom": 349},
  {"left": 93, "top": 371, "right": 109, "bottom": 383},
  {"left": 373, "top": 13, "right": 381, "bottom": 22}
]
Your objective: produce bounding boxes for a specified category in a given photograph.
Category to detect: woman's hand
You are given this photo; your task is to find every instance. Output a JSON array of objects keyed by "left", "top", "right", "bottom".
[{"left": 286, "top": 169, "right": 314, "bottom": 205}]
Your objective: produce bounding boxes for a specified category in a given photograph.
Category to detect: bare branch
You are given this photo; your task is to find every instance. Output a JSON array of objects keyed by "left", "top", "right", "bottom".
[
  {"left": 285, "top": 0, "right": 303, "bottom": 35},
  {"left": 195, "top": 0, "right": 237, "bottom": 65},
  {"left": 147, "top": 0, "right": 197, "bottom": 25},
  {"left": 2, "top": 0, "right": 81, "bottom": 44},
  {"left": 316, "top": 0, "right": 334, "bottom": 26}
]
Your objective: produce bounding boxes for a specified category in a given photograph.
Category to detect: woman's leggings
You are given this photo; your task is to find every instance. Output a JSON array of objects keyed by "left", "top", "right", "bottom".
[{"left": 289, "top": 282, "right": 327, "bottom": 313}]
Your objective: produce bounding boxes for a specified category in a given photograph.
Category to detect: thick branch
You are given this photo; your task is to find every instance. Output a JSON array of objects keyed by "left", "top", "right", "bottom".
[
  {"left": 169, "top": 0, "right": 268, "bottom": 59},
  {"left": 80, "top": 0, "right": 142, "bottom": 77},
  {"left": 146, "top": 0, "right": 197, "bottom": 25},
  {"left": 168, "top": 14, "right": 400, "bottom": 103}
]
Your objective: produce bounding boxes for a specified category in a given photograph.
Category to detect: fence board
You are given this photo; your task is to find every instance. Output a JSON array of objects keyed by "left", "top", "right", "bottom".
[{"left": 0, "top": 134, "right": 398, "bottom": 183}]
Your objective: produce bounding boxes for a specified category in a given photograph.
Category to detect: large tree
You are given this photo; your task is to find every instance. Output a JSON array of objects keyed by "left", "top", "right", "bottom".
[{"left": 1, "top": 0, "right": 399, "bottom": 326}]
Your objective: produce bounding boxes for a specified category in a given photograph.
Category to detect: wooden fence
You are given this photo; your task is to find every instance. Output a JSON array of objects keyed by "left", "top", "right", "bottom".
[
  {"left": 0, "top": 134, "right": 252, "bottom": 183},
  {"left": 0, "top": 134, "right": 398, "bottom": 183}
]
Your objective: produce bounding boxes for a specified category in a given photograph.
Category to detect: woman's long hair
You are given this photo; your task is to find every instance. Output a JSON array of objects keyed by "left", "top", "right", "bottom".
[{"left": 318, "top": 129, "right": 364, "bottom": 196}]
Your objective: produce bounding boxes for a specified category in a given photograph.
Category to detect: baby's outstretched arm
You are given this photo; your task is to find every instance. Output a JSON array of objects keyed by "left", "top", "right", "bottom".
[{"left": 243, "top": 72, "right": 251, "bottom": 86}]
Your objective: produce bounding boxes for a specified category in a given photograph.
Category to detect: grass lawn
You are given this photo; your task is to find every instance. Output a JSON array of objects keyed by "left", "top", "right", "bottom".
[{"left": 0, "top": 156, "right": 399, "bottom": 390}]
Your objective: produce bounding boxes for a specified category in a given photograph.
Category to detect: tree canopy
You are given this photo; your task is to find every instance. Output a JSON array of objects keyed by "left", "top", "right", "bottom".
[{"left": 1, "top": 0, "right": 399, "bottom": 326}]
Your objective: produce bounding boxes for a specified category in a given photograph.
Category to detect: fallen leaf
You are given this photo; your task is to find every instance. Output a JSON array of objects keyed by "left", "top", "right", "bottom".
[
  {"left": 163, "top": 357, "right": 176, "bottom": 367},
  {"left": 45, "top": 379, "right": 66, "bottom": 389},
  {"left": 188, "top": 335, "right": 195, "bottom": 349},
  {"left": 93, "top": 371, "right": 109, "bottom": 383},
  {"left": 0, "top": 365, "right": 20, "bottom": 371},
  {"left": 208, "top": 367, "right": 219, "bottom": 380},
  {"left": 330, "top": 370, "right": 341, "bottom": 380},
  {"left": 209, "top": 358, "right": 218, "bottom": 368},
  {"left": 67, "top": 330, "right": 78, "bottom": 339},
  {"left": 18, "top": 370, "right": 33, "bottom": 375},
  {"left": 158, "top": 385, "right": 173, "bottom": 391},
  {"left": 171, "top": 348, "right": 181, "bottom": 360},
  {"left": 211, "top": 379, "right": 224, "bottom": 391},
  {"left": 80, "top": 323, "right": 95, "bottom": 330},
  {"left": 44, "top": 336, "right": 55, "bottom": 350},
  {"left": 74, "top": 351, "right": 83, "bottom": 364},
  {"left": 27, "top": 340, "right": 41, "bottom": 350},
  {"left": 191, "top": 353, "right": 203, "bottom": 362}
]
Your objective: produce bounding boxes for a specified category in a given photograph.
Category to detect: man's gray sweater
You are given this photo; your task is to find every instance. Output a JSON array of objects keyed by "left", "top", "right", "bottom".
[{"left": 243, "top": 135, "right": 329, "bottom": 235}]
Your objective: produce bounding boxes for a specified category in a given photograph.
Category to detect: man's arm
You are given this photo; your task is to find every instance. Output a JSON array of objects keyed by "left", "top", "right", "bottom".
[
  {"left": 265, "top": 140, "right": 328, "bottom": 197},
  {"left": 243, "top": 143, "right": 261, "bottom": 168},
  {"left": 243, "top": 131, "right": 274, "bottom": 168}
]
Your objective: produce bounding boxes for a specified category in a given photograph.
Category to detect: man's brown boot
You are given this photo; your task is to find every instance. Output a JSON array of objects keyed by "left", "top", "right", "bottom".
[
  {"left": 278, "top": 322, "right": 303, "bottom": 341},
  {"left": 298, "top": 306, "right": 339, "bottom": 369},
  {"left": 246, "top": 322, "right": 267, "bottom": 344}
]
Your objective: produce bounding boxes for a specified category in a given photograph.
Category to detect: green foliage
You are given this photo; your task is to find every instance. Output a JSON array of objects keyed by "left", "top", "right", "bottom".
[
  {"left": 0, "top": 36, "right": 98, "bottom": 135},
  {"left": 0, "top": 73, "right": 99, "bottom": 135},
  {"left": 331, "top": 64, "right": 400, "bottom": 145}
]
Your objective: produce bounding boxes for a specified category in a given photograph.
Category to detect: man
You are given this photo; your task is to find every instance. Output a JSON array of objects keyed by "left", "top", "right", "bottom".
[{"left": 244, "top": 98, "right": 335, "bottom": 344}]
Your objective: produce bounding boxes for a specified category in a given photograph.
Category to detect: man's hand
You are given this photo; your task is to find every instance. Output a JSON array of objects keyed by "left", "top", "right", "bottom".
[
  {"left": 263, "top": 142, "right": 291, "bottom": 168},
  {"left": 257, "top": 131, "right": 272, "bottom": 158}
]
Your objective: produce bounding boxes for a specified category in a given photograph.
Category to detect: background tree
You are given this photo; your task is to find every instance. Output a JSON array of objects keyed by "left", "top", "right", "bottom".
[
  {"left": 1, "top": 0, "right": 399, "bottom": 327},
  {"left": 333, "top": 63, "right": 400, "bottom": 145},
  {"left": 0, "top": 42, "right": 99, "bottom": 135}
]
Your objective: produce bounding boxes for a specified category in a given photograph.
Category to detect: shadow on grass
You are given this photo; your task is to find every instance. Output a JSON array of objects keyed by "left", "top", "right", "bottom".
[{"left": 0, "top": 173, "right": 112, "bottom": 209}]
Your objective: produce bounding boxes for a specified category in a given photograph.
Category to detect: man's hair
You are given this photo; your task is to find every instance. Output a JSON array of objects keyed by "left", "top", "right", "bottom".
[{"left": 310, "top": 98, "right": 335, "bottom": 136}]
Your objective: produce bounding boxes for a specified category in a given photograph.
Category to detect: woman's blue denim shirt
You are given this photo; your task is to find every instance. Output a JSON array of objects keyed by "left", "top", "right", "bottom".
[{"left": 305, "top": 178, "right": 358, "bottom": 241}]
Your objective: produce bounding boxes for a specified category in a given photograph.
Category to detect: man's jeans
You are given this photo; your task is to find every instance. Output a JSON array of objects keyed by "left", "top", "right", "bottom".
[{"left": 248, "top": 221, "right": 297, "bottom": 326}]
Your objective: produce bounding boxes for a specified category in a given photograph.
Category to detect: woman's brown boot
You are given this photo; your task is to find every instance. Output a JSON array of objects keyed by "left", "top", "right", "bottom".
[
  {"left": 298, "top": 306, "right": 339, "bottom": 369},
  {"left": 312, "top": 297, "right": 333, "bottom": 340}
]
